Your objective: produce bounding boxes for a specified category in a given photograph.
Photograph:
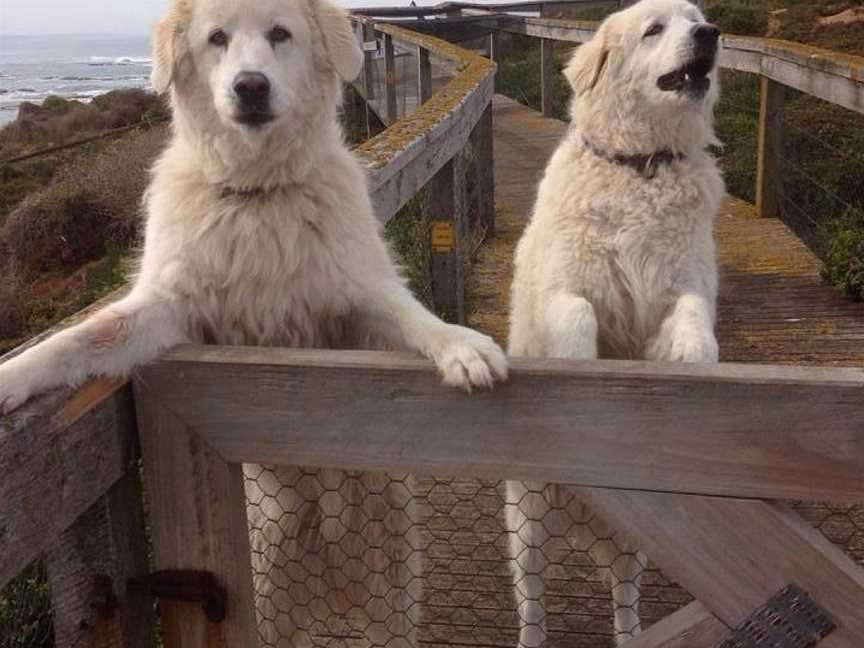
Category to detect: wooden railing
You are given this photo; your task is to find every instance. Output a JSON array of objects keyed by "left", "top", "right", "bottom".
[
  {"left": 350, "top": 16, "right": 495, "bottom": 322},
  {"left": 498, "top": 16, "right": 864, "bottom": 218},
  {"left": 3, "top": 6, "right": 864, "bottom": 648}
]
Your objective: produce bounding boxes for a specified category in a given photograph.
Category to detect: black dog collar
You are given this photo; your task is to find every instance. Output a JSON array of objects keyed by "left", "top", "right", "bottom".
[{"left": 582, "top": 138, "right": 685, "bottom": 179}]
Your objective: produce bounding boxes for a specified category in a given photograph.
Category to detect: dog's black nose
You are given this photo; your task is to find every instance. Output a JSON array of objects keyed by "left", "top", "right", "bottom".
[
  {"left": 693, "top": 23, "right": 720, "bottom": 45},
  {"left": 233, "top": 72, "right": 271, "bottom": 104}
]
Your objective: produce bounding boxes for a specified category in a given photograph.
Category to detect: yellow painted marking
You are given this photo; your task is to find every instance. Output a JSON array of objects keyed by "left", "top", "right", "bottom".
[{"left": 431, "top": 221, "right": 455, "bottom": 253}]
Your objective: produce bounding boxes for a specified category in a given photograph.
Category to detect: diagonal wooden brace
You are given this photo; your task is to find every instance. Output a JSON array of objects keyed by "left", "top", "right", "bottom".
[{"left": 574, "top": 488, "right": 864, "bottom": 648}]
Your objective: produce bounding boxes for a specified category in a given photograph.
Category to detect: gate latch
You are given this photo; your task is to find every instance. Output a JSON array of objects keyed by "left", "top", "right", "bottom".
[{"left": 128, "top": 570, "right": 227, "bottom": 623}]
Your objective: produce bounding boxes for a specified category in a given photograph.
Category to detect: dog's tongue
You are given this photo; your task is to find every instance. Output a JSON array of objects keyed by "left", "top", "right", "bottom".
[{"left": 657, "top": 69, "right": 685, "bottom": 91}]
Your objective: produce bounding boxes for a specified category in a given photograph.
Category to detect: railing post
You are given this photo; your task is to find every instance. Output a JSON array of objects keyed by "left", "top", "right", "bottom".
[
  {"left": 756, "top": 77, "right": 786, "bottom": 218},
  {"left": 427, "top": 159, "right": 465, "bottom": 323},
  {"left": 134, "top": 382, "right": 258, "bottom": 648},
  {"left": 472, "top": 103, "right": 495, "bottom": 236},
  {"left": 489, "top": 31, "right": 499, "bottom": 62},
  {"left": 541, "top": 38, "right": 555, "bottom": 118},
  {"left": 46, "top": 471, "right": 155, "bottom": 648},
  {"left": 417, "top": 46, "right": 432, "bottom": 104},
  {"left": 384, "top": 33, "right": 398, "bottom": 124},
  {"left": 362, "top": 22, "right": 376, "bottom": 101}
]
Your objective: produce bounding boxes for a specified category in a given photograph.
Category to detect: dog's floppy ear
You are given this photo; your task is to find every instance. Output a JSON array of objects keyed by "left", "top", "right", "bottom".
[
  {"left": 564, "top": 24, "right": 611, "bottom": 96},
  {"left": 312, "top": 0, "right": 363, "bottom": 81},
  {"left": 150, "top": 1, "right": 192, "bottom": 94}
]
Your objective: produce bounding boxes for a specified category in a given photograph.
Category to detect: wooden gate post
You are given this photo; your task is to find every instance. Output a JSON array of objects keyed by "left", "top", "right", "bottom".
[
  {"left": 756, "top": 77, "right": 786, "bottom": 218},
  {"left": 489, "top": 31, "right": 499, "bottom": 62},
  {"left": 427, "top": 159, "right": 466, "bottom": 323},
  {"left": 46, "top": 471, "right": 155, "bottom": 648},
  {"left": 133, "top": 381, "right": 258, "bottom": 648},
  {"left": 384, "top": 33, "right": 398, "bottom": 124}
]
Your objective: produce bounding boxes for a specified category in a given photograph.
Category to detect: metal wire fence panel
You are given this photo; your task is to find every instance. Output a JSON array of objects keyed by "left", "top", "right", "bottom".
[
  {"left": 245, "top": 470, "right": 694, "bottom": 648},
  {"left": 0, "top": 562, "right": 54, "bottom": 648}
]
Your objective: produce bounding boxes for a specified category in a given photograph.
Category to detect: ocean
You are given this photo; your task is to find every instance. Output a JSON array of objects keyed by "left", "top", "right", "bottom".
[{"left": 0, "top": 34, "right": 152, "bottom": 126}]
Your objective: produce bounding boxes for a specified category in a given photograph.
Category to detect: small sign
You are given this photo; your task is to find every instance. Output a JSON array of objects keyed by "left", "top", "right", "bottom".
[
  {"left": 363, "top": 41, "right": 378, "bottom": 52},
  {"left": 431, "top": 221, "right": 455, "bottom": 253}
]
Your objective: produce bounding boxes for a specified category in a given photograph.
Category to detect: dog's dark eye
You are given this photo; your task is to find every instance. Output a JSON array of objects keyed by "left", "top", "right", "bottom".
[
  {"left": 644, "top": 23, "right": 664, "bottom": 38},
  {"left": 269, "top": 26, "right": 291, "bottom": 44},
  {"left": 209, "top": 29, "right": 228, "bottom": 47}
]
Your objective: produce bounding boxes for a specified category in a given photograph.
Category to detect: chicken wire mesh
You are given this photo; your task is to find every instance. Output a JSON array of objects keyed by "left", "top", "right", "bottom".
[
  {"left": 1, "top": 561, "right": 54, "bottom": 648},
  {"left": 244, "top": 468, "right": 695, "bottom": 648}
]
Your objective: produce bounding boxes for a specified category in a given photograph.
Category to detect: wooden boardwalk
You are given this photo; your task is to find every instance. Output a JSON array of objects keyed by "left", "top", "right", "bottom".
[
  {"left": 404, "top": 94, "right": 864, "bottom": 648},
  {"left": 472, "top": 94, "right": 864, "bottom": 366}
]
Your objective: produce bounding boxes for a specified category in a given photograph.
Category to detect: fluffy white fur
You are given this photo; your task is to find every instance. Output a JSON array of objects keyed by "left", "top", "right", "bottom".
[
  {"left": 506, "top": 0, "right": 724, "bottom": 644},
  {"left": 0, "top": 0, "right": 507, "bottom": 643}
]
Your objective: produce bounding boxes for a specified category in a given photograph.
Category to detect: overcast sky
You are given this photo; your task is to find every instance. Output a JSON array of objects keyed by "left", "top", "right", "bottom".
[{"left": 0, "top": 0, "right": 441, "bottom": 35}]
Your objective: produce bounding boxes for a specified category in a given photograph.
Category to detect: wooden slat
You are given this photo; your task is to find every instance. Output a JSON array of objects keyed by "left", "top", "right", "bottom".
[
  {"left": 136, "top": 346, "right": 864, "bottom": 503},
  {"left": 575, "top": 489, "right": 864, "bottom": 647},
  {"left": 620, "top": 602, "right": 727, "bottom": 648},
  {"left": 755, "top": 77, "right": 785, "bottom": 218},
  {"left": 133, "top": 380, "right": 257, "bottom": 648},
  {"left": 46, "top": 472, "right": 155, "bottom": 648},
  {"left": 0, "top": 380, "right": 135, "bottom": 589}
]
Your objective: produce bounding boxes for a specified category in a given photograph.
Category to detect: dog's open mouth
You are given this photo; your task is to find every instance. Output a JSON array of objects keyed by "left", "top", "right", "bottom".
[
  {"left": 657, "top": 55, "right": 715, "bottom": 97},
  {"left": 235, "top": 112, "right": 275, "bottom": 128}
]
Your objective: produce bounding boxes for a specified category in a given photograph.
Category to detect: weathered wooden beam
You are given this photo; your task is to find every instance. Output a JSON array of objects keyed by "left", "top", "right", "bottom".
[
  {"left": 46, "top": 471, "right": 155, "bottom": 648},
  {"left": 136, "top": 346, "right": 864, "bottom": 503},
  {"left": 134, "top": 381, "right": 257, "bottom": 648},
  {"left": 755, "top": 76, "right": 786, "bottom": 218},
  {"left": 575, "top": 489, "right": 864, "bottom": 646},
  {"left": 540, "top": 37, "right": 555, "bottom": 117},
  {"left": 0, "top": 380, "right": 135, "bottom": 590},
  {"left": 620, "top": 602, "right": 727, "bottom": 648},
  {"left": 384, "top": 33, "right": 398, "bottom": 123}
]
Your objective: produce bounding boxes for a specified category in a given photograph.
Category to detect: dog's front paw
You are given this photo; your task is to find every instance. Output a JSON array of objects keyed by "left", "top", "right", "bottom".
[
  {"left": 430, "top": 325, "right": 508, "bottom": 392},
  {"left": 0, "top": 359, "right": 37, "bottom": 414},
  {"left": 667, "top": 329, "right": 719, "bottom": 363}
]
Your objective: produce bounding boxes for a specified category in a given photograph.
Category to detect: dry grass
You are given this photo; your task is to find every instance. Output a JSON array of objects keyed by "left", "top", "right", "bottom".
[{"left": 0, "top": 123, "right": 169, "bottom": 352}]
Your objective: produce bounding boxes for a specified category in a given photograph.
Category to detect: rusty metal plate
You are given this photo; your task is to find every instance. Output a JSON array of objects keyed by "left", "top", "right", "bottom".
[{"left": 716, "top": 584, "right": 835, "bottom": 648}]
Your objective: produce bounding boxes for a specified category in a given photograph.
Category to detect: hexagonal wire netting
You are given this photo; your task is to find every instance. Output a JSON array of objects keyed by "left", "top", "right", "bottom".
[{"left": 244, "top": 467, "right": 864, "bottom": 648}]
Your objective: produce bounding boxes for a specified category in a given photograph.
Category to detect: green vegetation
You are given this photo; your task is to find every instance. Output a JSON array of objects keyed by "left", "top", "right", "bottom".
[
  {"left": 385, "top": 190, "right": 434, "bottom": 311},
  {"left": 495, "top": 2, "right": 864, "bottom": 300},
  {"left": 0, "top": 93, "right": 168, "bottom": 353}
]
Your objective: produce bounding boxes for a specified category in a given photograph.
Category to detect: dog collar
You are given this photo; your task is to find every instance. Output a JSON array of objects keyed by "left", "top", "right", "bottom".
[
  {"left": 219, "top": 185, "right": 273, "bottom": 200},
  {"left": 582, "top": 138, "right": 685, "bottom": 179}
]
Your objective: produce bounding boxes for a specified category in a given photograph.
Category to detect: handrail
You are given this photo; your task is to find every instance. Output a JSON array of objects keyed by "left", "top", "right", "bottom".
[
  {"left": 503, "top": 16, "right": 864, "bottom": 113},
  {"left": 350, "top": 17, "right": 496, "bottom": 222}
]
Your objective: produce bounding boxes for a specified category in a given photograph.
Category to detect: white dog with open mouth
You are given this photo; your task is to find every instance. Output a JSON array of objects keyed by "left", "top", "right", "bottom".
[
  {"left": 0, "top": 0, "right": 507, "bottom": 643},
  {"left": 507, "top": 0, "right": 724, "bottom": 644}
]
